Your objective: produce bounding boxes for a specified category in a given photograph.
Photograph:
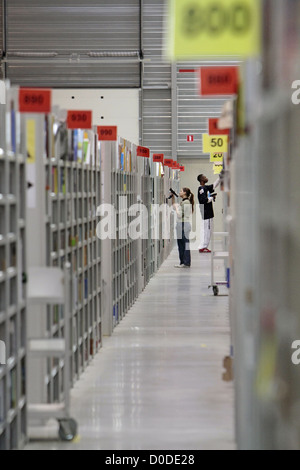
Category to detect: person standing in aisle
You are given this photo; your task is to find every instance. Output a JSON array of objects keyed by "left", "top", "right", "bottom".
[
  {"left": 172, "top": 187, "right": 195, "bottom": 268},
  {"left": 197, "top": 174, "right": 220, "bottom": 253}
]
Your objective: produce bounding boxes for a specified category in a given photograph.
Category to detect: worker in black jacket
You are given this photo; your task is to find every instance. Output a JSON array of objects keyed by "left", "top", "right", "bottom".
[{"left": 197, "top": 174, "right": 220, "bottom": 253}]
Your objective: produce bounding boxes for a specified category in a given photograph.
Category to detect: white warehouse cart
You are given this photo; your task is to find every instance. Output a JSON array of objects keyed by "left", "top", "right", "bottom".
[
  {"left": 27, "top": 264, "right": 78, "bottom": 441},
  {"left": 209, "top": 231, "right": 229, "bottom": 296}
]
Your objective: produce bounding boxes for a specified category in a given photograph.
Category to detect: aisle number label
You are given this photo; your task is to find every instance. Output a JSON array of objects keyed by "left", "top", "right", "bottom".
[
  {"left": 210, "top": 152, "right": 224, "bottom": 163},
  {"left": 97, "top": 126, "right": 117, "bottom": 141},
  {"left": 137, "top": 146, "right": 150, "bottom": 158},
  {"left": 203, "top": 134, "right": 228, "bottom": 153},
  {"left": 19, "top": 88, "right": 52, "bottom": 113},
  {"left": 169, "top": 0, "right": 261, "bottom": 58},
  {"left": 67, "top": 111, "right": 92, "bottom": 129},
  {"left": 164, "top": 159, "right": 173, "bottom": 167},
  {"left": 153, "top": 154, "right": 164, "bottom": 163},
  {"left": 200, "top": 67, "right": 239, "bottom": 96},
  {"left": 213, "top": 164, "right": 223, "bottom": 175}
]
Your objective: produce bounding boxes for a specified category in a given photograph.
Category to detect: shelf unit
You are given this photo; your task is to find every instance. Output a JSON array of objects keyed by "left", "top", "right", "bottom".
[
  {"left": 100, "top": 137, "right": 181, "bottom": 334},
  {"left": 111, "top": 138, "right": 139, "bottom": 327},
  {"left": 0, "top": 88, "right": 27, "bottom": 450},
  {"left": 228, "top": 1, "right": 300, "bottom": 450},
  {"left": 24, "top": 109, "right": 102, "bottom": 418},
  {"left": 46, "top": 124, "right": 102, "bottom": 386},
  {"left": 141, "top": 171, "right": 154, "bottom": 286}
]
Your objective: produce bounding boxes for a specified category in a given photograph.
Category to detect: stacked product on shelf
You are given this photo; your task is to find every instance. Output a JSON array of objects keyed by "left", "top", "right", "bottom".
[
  {"left": 45, "top": 119, "right": 102, "bottom": 384},
  {"left": 0, "top": 85, "right": 27, "bottom": 450},
  {"left": 111, "top": 137, "right": 139, "bottom": 327}
]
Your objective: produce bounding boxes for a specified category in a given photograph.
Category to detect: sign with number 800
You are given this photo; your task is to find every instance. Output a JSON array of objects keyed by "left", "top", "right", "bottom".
[{"left": 169, "top": 0, "right": 261, "bottom": 58}]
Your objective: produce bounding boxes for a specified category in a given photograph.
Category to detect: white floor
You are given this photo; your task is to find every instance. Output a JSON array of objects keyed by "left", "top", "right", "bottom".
[{"left": 25, "top": 248, "right": 236, "bottom": 450}]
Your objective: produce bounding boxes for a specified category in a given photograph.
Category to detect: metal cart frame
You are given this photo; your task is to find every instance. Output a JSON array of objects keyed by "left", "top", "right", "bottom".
[
  {"left": 209, "top": 231, "right": 229, "bottom": 296},
  {"left": 27, "top": 264, "right": 78, "bottom": 441}
]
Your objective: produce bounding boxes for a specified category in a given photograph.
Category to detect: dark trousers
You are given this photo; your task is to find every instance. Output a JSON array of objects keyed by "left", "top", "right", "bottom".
[{"left": 176, "top": 222, "right": 191, "bottom": 266}]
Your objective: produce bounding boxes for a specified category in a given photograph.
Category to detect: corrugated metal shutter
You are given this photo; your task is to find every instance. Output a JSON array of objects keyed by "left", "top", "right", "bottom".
[
  {"left": 5, "top": 0, "right": 141, "bottom": 87},
  {"left": 141, "top": 0, "right": 172, "bottom": 158},
  {"left": 0, "top": 1, "right": 4, "bottom": 79},
  {"left": 0, "top": 1, "right": 3, "bottom": 54},
  {"left": 177, "top": 61, "right": 241, "bottom": 159},
  {"left": 142, "top": 89, "right": 172, "bottom": 157}
]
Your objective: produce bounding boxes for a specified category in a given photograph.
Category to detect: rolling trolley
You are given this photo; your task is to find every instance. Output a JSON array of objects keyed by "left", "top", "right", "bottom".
[
  {"left": 27, "top": 264, "right": 78, "bottom": 442},
  {"left": 209, "top": 231, "right": 229, "bottom": 296}
]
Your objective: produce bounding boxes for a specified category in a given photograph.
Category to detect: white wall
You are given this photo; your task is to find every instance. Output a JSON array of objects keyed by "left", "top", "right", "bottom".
[
  {"left": 52, "top": 89, "right": 140, "bottom": 145},
  {"left": 178, "top": 158, "right": 224, "bottom": 235}
]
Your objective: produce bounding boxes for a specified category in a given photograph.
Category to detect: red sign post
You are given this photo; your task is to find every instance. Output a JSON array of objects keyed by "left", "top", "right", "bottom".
[
  {"left": 137, "top": 146, "right": 150, "bottom": 158},
  {"left": 199, "top": 67, "right": 239, "bottom": 96},
  {"left": 153, "top": 154, "right": 164, "bottom": 163},
  {"left": 67, "top": 111, "right": 92, "bottom": 129},
  {"left": 19, "top": 88, "right": 52, "bottom": 113},
  {"left": 209, "top": 118, "right": 230, "bottom": 136},
  {"left": 97, "top": 126, "right": 117, "bottom": 141}
]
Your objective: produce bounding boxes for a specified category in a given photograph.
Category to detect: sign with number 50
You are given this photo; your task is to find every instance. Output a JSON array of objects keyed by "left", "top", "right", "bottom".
[{"left": 203, "top": 134, "right": 228, "bottom": 153}]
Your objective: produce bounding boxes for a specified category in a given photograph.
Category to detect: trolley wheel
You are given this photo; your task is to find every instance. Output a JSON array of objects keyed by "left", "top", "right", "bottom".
[
  {"left": 58, "top": 418, "right": 78, "bottom": 442},
  {"left": 213, "top": 285, "right": 219, "bottom": 296}
]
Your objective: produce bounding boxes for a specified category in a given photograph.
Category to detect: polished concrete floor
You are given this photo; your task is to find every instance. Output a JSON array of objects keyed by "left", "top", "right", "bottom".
[{"left": 25, "top": 248, "right": 236, "bottom": 450}]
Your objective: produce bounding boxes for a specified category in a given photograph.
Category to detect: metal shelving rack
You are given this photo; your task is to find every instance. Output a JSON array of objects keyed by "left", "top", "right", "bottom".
[
  {"left": 45, "top": 123, "right": 102, "bottom": 386},
  {"left": 44, "top": 130, "right": 102, "bottom": 385},
  {"left": 228, "top": 0, "right": 300, "bottom": 450},
  {"left": 22, "top": 107, "right": 102, "bottom": 433},
  {"left": 0, "top": 85, "right": 27, "bottom": 450},
  {"left": 101, "top": 136, "right": 181, "bottom": 335},
  {"left": 141, "top": 170, "right": 154, "bottom": 287},
  {"left": 111, "top": 138, "right": 139, "bottom": 328}
]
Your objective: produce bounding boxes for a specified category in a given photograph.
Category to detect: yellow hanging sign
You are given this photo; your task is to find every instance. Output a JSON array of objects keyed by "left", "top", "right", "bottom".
[
  {"left": 210, "top": 152, "right": 224, "bottom": 163},
  {"left": 26, "top": 119, "right": 36, "bottom": 164},
  {"left": 169, "top": 0, "right": 262, "bottom": 59},
  {"left": 203, "top": 134, "right": 228, "bottom": 153},
  {"left": 213, "top": 164, "right": 223, "bottom": 175}
]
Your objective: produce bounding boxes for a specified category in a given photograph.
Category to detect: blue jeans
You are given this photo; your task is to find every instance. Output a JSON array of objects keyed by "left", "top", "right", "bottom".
[{"left": 176, "top": 222, "right": 191, "bottom": 266}]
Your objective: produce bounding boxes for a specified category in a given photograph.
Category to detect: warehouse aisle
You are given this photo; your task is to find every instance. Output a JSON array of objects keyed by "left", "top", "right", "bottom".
[{"left": 25, "top": 248, "right": 235, "bottom": 450}]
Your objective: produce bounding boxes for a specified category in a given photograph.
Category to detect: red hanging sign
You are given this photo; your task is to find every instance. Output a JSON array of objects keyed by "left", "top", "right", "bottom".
[
  {"left": 199, "top": 67, "right": 239, "bottom": 96},
  {"left": 97, "top": 126, "right": 117, "bottom": 141},
  {"left": 179, "top": 166, "right": 185, "bottom": 172},
  {"left": 209, "top": 118, "right": 230, "bottom": 136},
  {"left": 187, "top": 135, "right": 194, "bottom": 142},
  {"left": 137, "top": 146, "right": 150, "bottom": 158},
  {"left": 19, "top": 88, "right": 52, "bottom": 113},
  {"left": 67, "top": 110, "right": 92, "bottom": 129},
  {"left": 153, "top": 154, "right": 164, "bottom": 163},
  {"left": 164, "top": 159, "right": 173, "bottom": 167}
]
